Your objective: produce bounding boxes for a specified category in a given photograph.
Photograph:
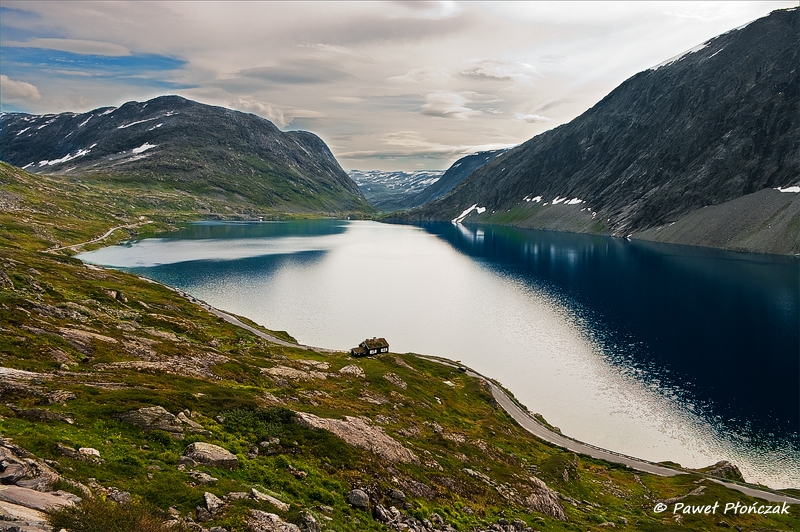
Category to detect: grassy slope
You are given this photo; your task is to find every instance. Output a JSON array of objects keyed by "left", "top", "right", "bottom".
[{"left": 1, "top": 162, "right": 797, "bottom": 531}]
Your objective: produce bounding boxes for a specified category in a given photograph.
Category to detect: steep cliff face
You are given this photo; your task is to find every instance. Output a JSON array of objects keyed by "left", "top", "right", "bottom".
[
  {"left": 0, "top": 95, "right": 370, "bottom": 213},
  {"left": 400, "top": 149, "right": 507, "bottom": 209},
  {"left": 402, "top": 8, "right": 799, "bottom": 254}
]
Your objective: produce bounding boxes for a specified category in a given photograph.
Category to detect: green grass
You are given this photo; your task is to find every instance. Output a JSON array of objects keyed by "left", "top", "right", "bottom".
[{"left": 1, "top": 161, "right": 797, "bottom": 531}]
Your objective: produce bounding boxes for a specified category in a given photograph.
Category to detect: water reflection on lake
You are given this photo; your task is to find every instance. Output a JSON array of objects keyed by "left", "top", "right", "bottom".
[{"left": 79, "top": 220, "right": 799, "bottom": 488}]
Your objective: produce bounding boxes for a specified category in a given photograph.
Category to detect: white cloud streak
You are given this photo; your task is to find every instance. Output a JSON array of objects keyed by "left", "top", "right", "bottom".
[
  {"left": 0, "top": 1, "right": 794, "bottom": 170},
  {"left": 0, "top": 75, "right": 42, "bottom": 103}
]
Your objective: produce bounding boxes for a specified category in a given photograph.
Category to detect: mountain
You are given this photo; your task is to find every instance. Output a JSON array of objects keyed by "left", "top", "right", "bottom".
[
  {"left": 399, "top": 8, "right": 800, "bottom": 255},
  {"left": 0, "top": 95, "right": 371, "bottom": 214},
  {"left": 2, "top": 161, "right": 798, "bottom": 531},
  {"left": 348, "top": 169, "right": 443, "bottom": 211},
  {"left": 399, "top": 149, "right": 507, "bottom": 210}
]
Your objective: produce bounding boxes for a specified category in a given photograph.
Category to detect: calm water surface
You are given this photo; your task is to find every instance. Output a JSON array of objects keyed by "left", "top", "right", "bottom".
[{"left": 79, "top": 220, "right": 799, "bottom": 488}]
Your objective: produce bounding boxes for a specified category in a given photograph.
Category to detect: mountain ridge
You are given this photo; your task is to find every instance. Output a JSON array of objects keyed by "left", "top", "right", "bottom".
[
  {"left": 0, "top": 95, "right": 372, "bottom": 215},
  {"left": 395, "top": 8, "right": 800, "bottom": 255}
]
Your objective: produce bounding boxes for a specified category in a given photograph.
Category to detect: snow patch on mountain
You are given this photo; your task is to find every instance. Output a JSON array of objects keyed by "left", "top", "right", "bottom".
[{"left": 132, "top": 142, "right": 157, "bottom": 154}]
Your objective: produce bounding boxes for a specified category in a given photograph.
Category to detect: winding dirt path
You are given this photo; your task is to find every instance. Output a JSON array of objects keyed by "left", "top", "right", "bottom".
[{"left": 46, "top": 221, "right": 151, "bottom": 252}]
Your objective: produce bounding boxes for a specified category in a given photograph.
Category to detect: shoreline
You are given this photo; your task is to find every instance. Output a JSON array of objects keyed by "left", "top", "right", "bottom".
[{"left": 156, "top": 283, "right": 799, "bottom": 504}]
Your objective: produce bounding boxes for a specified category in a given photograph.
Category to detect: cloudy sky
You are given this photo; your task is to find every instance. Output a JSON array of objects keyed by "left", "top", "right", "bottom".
[{"left": 0, "top": 1, "right": 795, "bottom": 170}]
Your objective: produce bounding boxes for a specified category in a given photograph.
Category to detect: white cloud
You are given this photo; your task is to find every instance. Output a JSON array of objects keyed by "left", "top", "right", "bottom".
[
  {"left": 461, "top": 59, "right": 539, "bottom": 85},
  {"left": 515, "top": 113, "right": 552, "bottom": 123},
  {"left": 0, "top": 75, "right": 42, "bottom": 103},
  {"left": 388, "top": 66, "right": 451, "bottom": 84},
  {"left": 229, "top": 98, "right": 290, "bottom": 128},
  {"left": 4, "top": 38, "right": 130, "bottom": 56},
  {"left": 421, "top": 92, "right": 480, "bottom": 119},
  {"left": 2, "top": 0, "right": 794, "bottom": 170}
]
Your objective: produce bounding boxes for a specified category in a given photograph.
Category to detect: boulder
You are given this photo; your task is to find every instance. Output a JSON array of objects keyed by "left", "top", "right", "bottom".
[
  {"left": 0, "top": 486, "right": 80, "bottom": 512},
  {"left": 387, "top": 488, "right": 406, "bottom": 505},
  {"left": 298, "top": 510, "right": 321, "bottom": 532},
  {"left": 704, "top": 460, "right": 745, "bottom": 482},
  {"left": 204, "top": 491, "right": 225, "bottom": 514},
  {"left": 245, "top": 509, "right": 301, "bottom": 532},
  {"left": 382, "top": 372, "right": 407, "bottom": 389},
  {"left": 107, "top": 488, "right": 131, "bottom": 504},
  {"left": 119, "top": 406, "right": 185, "bottom": 439},
  {"left": 346, "top": 488, "right": 370, "bottom": 509},
  {"left": 524, "top": 476, "right": 567, "bottom": 521},
  {"left": 188, "top": 470, "right": 218, "bottom": 484},
  {"left": 183, "top": 442, "right": 238, "bottom": 469},
  {"left": 338, "top": 364, "right": 365, "bottom": 378},
  {"left": 295, "top": 412, "right": 418, "bottom": 464},
  {"left": 251, "top": 488, "right": 290, "bottom": 512}
]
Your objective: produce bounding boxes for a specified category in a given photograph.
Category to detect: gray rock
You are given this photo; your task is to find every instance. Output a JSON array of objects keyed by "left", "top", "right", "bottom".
[
  {"left": 0, "top": 486, "right": 80, "bottom": 512},
  {"left": 245, "top": 509, "right": 301, "bottom": 532},
  {"left": 0, "top": 463, "right": 29, "bottom": 484},
  {"left": 524, "top": 476, "right": 567, "bottom": 521},
  {"left": 183, "top": 442, "right": 238, "bottom": 469},
  {"left": 204, "top": 491, "right": 225, "bottom": 514},
  {"left": 188, "top": 470, "right": 218, "bottom": 484},
  {"left": 387, "top": 488, "right": 405, "bottom": 503},
  {"left": 107, "top": 488, "right": 131, "bottom": 504},
  {"left": 177, "top": 456, "right": 197, "bottom": 467},
  {"left": 372, "top": 504, "right": 393, "bottom": 523},
  {"left": 295, "top": 412, "right": 418, "bottom": 464},
  {"left": 298, "top": 510, "right": 321, "bottom": 532},
  {"left": 346, "top": 488, "right": 370, "bottom": 509},
  {"left": 251, "top": 488, "right": 290, "bottom": 512},
  {"left": 196, "top": 505, "right": 212, "bottom": 522},
  {"left": 119, "top": 406, "right": 185, "bottom": 439},
  {"left": 704, "top": 460, "right": 745, "bottom": 482}
]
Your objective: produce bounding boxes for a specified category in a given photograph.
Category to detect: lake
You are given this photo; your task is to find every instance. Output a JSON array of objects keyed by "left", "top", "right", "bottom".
[{"left": 79, "top": 220, "right": 799, "bottom": 488}]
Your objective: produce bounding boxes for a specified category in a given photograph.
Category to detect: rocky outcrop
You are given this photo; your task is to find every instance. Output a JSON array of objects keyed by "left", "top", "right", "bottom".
[
  {"left": 295, "top": 412, "right": 418, "bottom": 464},
  {"left": 383, "top": 372, "right": 408, "bottom": 389},
  {"left": 118, "top": 405, "right": 209, "bottom": 439},
  {"left": 0, "top": 95, "right": 371, "bottom": 214},
  {"left": 524, "top": 476, "right": 567, "bottom": 521},
  {"left": 182, "top": 442, "right": 239, "bottom": 469},
  {"left": 263, "top": 365, "right": 328, "bottom": 381},
  {"left": 246, "top": 510, "right": 301, "bottom": 532},
  {"left": 0, "top": 439, "right": 61, "bottom": 491},
  {"left": 338, "top": 364, "right": 365, "bottom": 378},
  {"left": 346, "top": 488, "right": 370, "bottom": 509},
  {"left": 371, "top": 503, "right": 537, "bottom": 532},
  {"left": 703, "top": 460, "right": 745, "bottom": 482},
  {"left": 251, "top": 488, "right": 290, "bottom": 512},
  {"left": 0, "top": 440, "right": 80, "bottom": 532},
  {"left": 398, "top": 8, "right": 800, "bottom": 255}
]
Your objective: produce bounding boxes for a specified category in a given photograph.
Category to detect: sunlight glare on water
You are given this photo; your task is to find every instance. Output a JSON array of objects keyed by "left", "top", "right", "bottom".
[{"left": 79, "top": 220, "right": 799, "bottom": 488}]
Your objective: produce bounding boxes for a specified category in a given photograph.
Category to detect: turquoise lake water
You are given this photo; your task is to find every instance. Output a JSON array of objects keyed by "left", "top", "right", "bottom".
[{"left": 79, "top": 220, "right": 799, "bottom": 488}]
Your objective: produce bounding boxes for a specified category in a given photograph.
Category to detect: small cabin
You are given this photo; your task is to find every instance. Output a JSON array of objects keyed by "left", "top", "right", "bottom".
[{"left": 350, "top": 337, "right": 389, "bottom": 357}]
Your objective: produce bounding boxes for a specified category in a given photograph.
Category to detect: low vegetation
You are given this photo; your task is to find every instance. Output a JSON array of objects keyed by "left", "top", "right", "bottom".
[{"left": 1, "top": 162, "right": 797, "bottom": 531}]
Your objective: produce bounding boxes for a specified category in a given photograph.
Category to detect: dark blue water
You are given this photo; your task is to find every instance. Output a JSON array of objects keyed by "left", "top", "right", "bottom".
[
  {"left": 424, "top": 223, "right": 799, "bottom": 444},
  {"left": 80, "top": 220, "right": 800, "bottom": 487}
]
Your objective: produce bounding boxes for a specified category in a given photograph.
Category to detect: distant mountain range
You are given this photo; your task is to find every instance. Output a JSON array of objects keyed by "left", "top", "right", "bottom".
[
  {"left": 350, "top": 149, "right": 506, "bottom": 212},
  {"left": 0, "top": 95, "right": 371, "bottom": 214},
  {"left": 400, "top": 149, "right": 507, "bottom": 210},
  {"left": 348, "top": 169, "right": 443, "bottom": 211},
  {"left": 398, "top": 8, "right": 800, "bottom": 255}
]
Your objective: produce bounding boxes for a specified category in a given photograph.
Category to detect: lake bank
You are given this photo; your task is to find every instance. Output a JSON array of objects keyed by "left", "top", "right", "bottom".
[{"left": 79, "top": 219, "right": 800, "bottom": 488}]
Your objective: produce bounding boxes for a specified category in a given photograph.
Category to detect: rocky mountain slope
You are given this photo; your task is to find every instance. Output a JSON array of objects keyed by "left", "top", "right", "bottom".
[
  {"left": 348, "top": 170, "right": 444, "bottom": 212},
  {"left": 398, "top": 150, "right": 507, "bottom": 211},
  {"left": 0, "top": 96, "right": 371, "bottom": 215},
  {"left": 399, "top": 8, "right": 800, "bottom": 255},
  {"left": 3, "top": 162, "right": 798, "bottom": 531}
]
